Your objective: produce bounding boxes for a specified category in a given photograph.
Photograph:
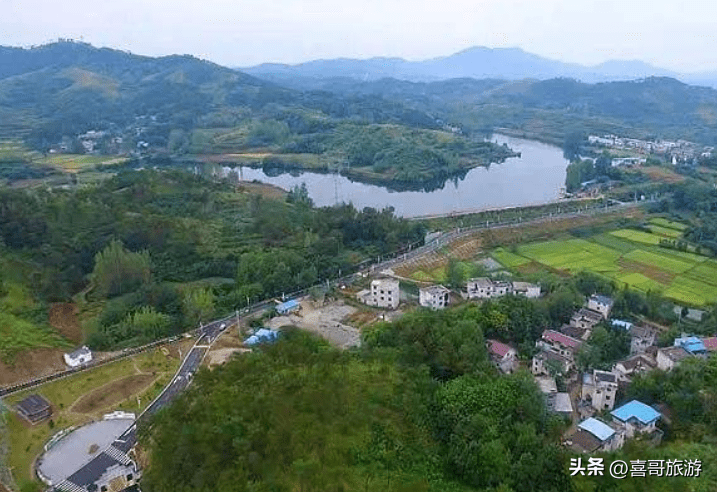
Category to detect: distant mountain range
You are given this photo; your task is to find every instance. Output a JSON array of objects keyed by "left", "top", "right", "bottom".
[
  {"left": 242, "top": 46, "right": 717, "bottom": 88},
  {"left": 3, "top": 41, "right": 717, "bottom": 150}
]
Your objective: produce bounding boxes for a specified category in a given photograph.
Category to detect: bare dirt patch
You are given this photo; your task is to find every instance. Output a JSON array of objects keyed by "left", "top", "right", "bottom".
[
  {"left": 48, "top": 303, "right": 82, "bottom": 343},
  {"left": 72, "top": 374, "right": 155, "bottom": 414},
  {"left": 267, "top": 300, "right": 361, "bottom": 348},
  {"left": 206, "top": 348, "right": 249, "bottom": 368},
  {"left": 0, "top": 347, "right": 67, "bottom": 386}
]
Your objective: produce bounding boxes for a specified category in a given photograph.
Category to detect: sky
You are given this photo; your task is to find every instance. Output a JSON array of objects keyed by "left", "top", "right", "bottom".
[{"left": 3, "top": 0, "right": 717, "bottom": 72}]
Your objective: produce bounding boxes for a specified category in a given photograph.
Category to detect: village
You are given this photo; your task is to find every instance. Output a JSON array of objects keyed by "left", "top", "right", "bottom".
[{"left": 350, "top": 273, "right": 715, "bottom": 456}]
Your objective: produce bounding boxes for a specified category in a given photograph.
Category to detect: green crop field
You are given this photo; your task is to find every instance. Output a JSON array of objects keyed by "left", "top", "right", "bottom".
[
  {"left": 610, "top": 229, "right": 662, "bottom": 245},
  {"left": 494, "top": 220, "right": 717, "bottom": 306},
  {"left": 647, "top": 225, "right": 683, "bottom": 238},
  {"left": 622, "top": 250, "right": 695, "bottom": 274},
  {"left": 492, "top": 247, "right": 532, "bottom": 268},
  {"left": 649, "top": 217, "right": 689, "bottom": 231}
]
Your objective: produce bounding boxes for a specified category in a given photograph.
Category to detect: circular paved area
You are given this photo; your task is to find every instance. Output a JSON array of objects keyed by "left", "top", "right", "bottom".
[{"left": 37, "top": 418, "right": 134, "bottom": 484}]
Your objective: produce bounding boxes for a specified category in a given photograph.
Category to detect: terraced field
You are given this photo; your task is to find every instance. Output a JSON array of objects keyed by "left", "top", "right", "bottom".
[{"left": 492, "top": 223, "right": 717, "bottom": 307}]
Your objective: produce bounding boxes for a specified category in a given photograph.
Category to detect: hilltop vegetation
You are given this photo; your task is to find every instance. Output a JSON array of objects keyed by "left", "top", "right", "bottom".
[{"left": 0, "top": 168, "right": 424, "bottom": 356}]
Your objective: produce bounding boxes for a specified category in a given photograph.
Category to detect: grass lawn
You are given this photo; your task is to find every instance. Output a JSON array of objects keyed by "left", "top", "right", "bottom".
[
  {"left": 0, "top": 312, "right": 70, "bottom": 363},
  {"left": 5, "top": 347, "right": 182, "bottom": 485}
]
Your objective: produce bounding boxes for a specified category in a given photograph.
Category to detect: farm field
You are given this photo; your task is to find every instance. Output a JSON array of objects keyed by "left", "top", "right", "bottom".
[
  {"left": 3, "top": 343, "right": 188, "bottom": 488},
  {"left": 492, "top": 224, "right": 717, "bottom": 306}
]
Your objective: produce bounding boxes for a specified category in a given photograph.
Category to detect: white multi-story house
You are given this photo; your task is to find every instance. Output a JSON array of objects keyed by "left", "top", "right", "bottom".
[
  {"left": 466, "top": 278, "right": 540, "bottom": 300},
  {"left": 419, "top": 285, "right": 450, "bottom": 310},
  {"left": 512, "top": 281, "right": 541, "bottom": 298},
  {"left": 581, "top": 369, "right": 619, "bottom": 411},
  {"left": 588, "top": 295, "right": 613, "bottom": 319},
  {"left": 532, "top": 330, "right": 584, "bottom": 376},
  {"left": 466, "top": 277, "right": 500, "bottom": 298},
  {"left": 369, "top": 278, "right": 400, "bottom": 309}
]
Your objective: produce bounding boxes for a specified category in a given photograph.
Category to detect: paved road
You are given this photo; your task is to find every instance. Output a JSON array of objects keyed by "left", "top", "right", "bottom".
[{"left": 51, "top": 314, "right": 239, "bottom": 492}]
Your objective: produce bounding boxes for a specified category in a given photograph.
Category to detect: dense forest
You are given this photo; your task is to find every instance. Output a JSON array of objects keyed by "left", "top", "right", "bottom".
[
  {"left": 140, "top": 296, "right": 717, "bottom": 491},
  {"left": 0, "top": 168, "right": 423, "bottom": 356}
]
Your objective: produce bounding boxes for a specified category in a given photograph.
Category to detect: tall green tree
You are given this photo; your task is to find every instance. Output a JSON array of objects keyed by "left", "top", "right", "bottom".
[{"left": 91, "top": 239, "right": 150, "bottom": 298}]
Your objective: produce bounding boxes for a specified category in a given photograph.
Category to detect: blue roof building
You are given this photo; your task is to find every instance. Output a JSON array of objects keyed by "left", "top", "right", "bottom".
[
  {"left": 673, "top": 335, "right": 707, "bottom": 355},
  {"left": 611, "top": 400, "right": 661, "bottom": 426},
  {"left": 276, "top": 299, "right": 300, "bottom": 315},
  {"left": 578, "top": 417, "right": 615, "bottom": 442}
]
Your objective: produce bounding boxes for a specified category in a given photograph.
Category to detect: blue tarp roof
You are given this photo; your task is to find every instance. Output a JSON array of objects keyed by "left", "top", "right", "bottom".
[
  {"left": 578, "top": 418, "right": 615, "bottom": 442},
  {"left": 611, "top": 400, "right": 661, "bottom": 425},
  {"left": 611, "top": 319, "right": 633, "bottom": 330},
  {"left": 244, "top": 329, "right": 278, "bottom": 346},
  {"left": 674, "top": 336, "right": 706, "bottom": 354}
]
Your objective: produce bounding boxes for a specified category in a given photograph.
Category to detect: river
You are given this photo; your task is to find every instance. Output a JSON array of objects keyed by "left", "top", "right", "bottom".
[{"left": 212, "top": 135, "right": 569, "bottom": 218}]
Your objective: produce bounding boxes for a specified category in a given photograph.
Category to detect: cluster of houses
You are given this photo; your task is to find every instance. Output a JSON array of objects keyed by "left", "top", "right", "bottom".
[
  {"left": 483, "top": 291, "right": 716, "bottom": 454},
  {"left": 356, "top": 276, "right": 541, "bottom": 311}
]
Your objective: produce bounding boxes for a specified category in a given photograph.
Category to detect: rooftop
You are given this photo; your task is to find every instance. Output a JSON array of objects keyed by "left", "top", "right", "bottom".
[
  {"left": 542, "top": 329, "right": 582, "bottom": 349},
  {"left": 594, "top": 370, "right": 617, "bottom": 384},
  {"left": 674, "top": 335, "right": 706, "bottom": 354},
  {"left": 611, "top": 319, "right": 633, "bottom": 331},
  {"left": 487, "top": 339, "right": 514, "bottom": 358},
  {"left": 630, "top": 324, "right": 656, "bottom": 339},
  {"left": 659, "top": 345, "right": 691, "bottom": 362},
  {"left": 573, "top": 308, "right": 603, "bottom": 322},
  {"left": 569, "top": 429, "right": 603, "bottom": 453},
  {"left": 578, "top": 417, "right": 616, "bottom": 442},
  {"left": 66, "top": 346, "right": 91, "bottom": 359},
  {"left": 702, "top": 337, "right": 717, "bottom": 352},
  {"left": 421, "top": 285, "right": 450, "bottom": 295},
  {"left": 17, "top": 394, "right": 51, "bottom": 416},
  {"left": 616, "top": 354, "right": 656, "bottom": 372},
  {"left": 611, "top": 400, "right": 661, "bottom": 425},
  {"left": 590, "top": 295, "right": 614, "bottom": 306},
  {"left": 468, "top": 277, "right": 493, "bottom": 287}
]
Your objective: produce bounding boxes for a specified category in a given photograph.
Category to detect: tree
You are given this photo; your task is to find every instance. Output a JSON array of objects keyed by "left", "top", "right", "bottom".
[
  {"left": 90, "top": 240, "right": 151, "bottom": 298},
  {"left": 183, "top": 287, "right": 215, "bottom": 326}
]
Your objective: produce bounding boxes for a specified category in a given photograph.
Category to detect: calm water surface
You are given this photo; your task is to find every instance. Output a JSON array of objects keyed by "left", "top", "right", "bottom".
[{"left": 218, "top": 135, "right": 568, "bottom": 218}]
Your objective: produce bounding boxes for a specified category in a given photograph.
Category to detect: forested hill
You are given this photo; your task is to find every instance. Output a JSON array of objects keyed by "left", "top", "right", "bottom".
[
  {"left": 266, "top": 75, "right": 717, "bottom": 145},
  {"left": 0, "top": 41, "right": 439, "bottom": 145}
]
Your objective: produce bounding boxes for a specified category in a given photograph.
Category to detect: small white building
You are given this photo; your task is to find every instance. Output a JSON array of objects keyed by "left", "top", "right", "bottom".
[
  {"left": 581, "top": 370, "right": 619, "bottom": 411},
  {"left": 512, "top": 281, "right": 541, "bottom": 298},
  {"left": 419, "top": 285, "right": 450, "bottom": 310},
  {"left": 369, "top": 278, "right": 400, "bottom": 309},
  {"left": 64, "top": 346, "right": 93, "bottom": 368},
  {"left": 466, "top": 277, "right": 496, "bottom": 298},
  {"left": 486, "top": 339, "right": 518, "bottom": 374},
  {"left": 587, "top": 295, "right": 613, "bottom": 319}
]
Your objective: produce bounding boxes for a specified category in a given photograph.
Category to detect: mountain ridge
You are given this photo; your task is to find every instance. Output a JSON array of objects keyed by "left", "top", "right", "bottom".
[{"left": 242, "top": 45, "right": 717, "bottom": 87}]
